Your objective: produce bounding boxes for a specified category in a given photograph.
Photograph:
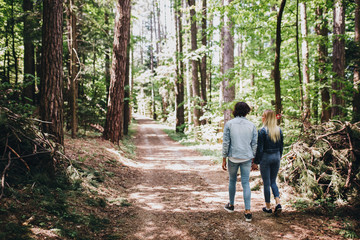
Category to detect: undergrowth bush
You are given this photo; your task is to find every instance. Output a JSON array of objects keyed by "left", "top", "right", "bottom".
[{"left": 280, "top": 121, "right": 360, "bottom": 205}]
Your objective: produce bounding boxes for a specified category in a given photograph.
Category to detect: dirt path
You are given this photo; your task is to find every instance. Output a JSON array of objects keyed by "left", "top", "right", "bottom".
[{"left": 121, "top": 115, "right": 346, "bottom": 240}]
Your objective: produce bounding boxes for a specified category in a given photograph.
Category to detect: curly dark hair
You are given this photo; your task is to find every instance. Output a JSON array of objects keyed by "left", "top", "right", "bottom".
[{"left": 233, "top": 102, "right": 251, "bottom": 117}]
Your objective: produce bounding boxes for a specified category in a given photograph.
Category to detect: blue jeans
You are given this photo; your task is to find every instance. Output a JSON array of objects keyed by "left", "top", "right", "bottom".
[
  {"left": 228, "top": 160, "right": 252, "bottom": 210},
  {"left": 260, "top": 152, "right": 280, "bottom": 203}
]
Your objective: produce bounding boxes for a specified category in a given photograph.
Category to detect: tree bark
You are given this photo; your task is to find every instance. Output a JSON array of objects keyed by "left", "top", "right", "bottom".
[
  {"left": 331, "top": 0, "right": 345, "bottom": 118},
  {"left": 124, "top": 22, "right": 131, "bottom": 136},
  {"left": 4, "top": 22, "right": 10, "bottom": 83},
  {"left": 103, "top": 0, "right": 131, "bottom": 143},
  {"left": 157, "top": 0, "right": 161, "bottom": 53},
  {"left": 316, "top": 5, "right": 330, "bottom": 123},
  {"left": 175, "top": 0, "right": 185, "bottom": 132},
  {"left": 150, "top": 8, "right": 157, "bottom": 120},
  {"left": 188, "top": 0, "right": 201, "bottom": 127},
  {"left": 353, "top": 0, "right": 360, "bottom": 122},
  {"left": 200, "top": 0, "right": 207, "bottom": 124},
  {"left": 23, "top": 0, "right": 36, "bottom": 104},
  {"left": 152, "top": 0, "right": 159, "bottom": 55},
  {"left": 300, "top": 2, "right": 311, "bottom": 128},
  {"left": 186, "top": 60, "right": 192, "bottom": 125},
  {"left": 40, "top": 0, "right": 64, "bottom": 145},
  {"left": 11, "top": 1, "right": 18, "bottom": 85},
  {"left": 67, "top": 0, "right": 78, "bottom": 138},
  {"left": 273, "top": 0, "right": 287, "bottom": 124},
  {"left": 295, "top": 0, "right": 304, "bottom": 111},
  {"left": 222, "top": 0, "right": 235, "bottom": 124},
  {"left": 105, "top": 11, "right": 111, "bottom": 104}
]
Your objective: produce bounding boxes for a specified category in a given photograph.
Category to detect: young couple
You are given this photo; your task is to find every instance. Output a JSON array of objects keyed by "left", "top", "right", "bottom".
[{"left": 222, "top": 102, "right": 283, "bottom": 222}]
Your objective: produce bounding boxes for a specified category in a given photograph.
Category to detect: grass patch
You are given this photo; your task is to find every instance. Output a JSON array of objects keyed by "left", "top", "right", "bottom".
[
  {"left": 251, "top": 183, "right": 261, "bottom": 191},
  {"left": 163, "top": 129, "right": 189, "bottom": 143},
  {"left": 118, "top": 123, "right": 137, "bottom": 158},
  {"left": 163, "top": 129, "right": 222, "bottom": 163},
  {"left": 108, "top": 197, "right": 132, "bottom": 207}
]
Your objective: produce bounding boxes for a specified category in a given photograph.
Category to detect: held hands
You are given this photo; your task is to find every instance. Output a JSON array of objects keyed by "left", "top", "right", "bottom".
[
  {"left": 222, "top": 157, "right": 227, "bottom": 171},
  {"left": 222, "top": 158, "right": 258, "bottom": 171},
  {"left": 251, "top": 158, "right": 258, "bottom": 171}
]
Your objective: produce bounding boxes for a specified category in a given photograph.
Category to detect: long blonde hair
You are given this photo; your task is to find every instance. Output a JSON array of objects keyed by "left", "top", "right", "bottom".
[{"left": 262, "top": 110, "right": 280, "bottom": 142}]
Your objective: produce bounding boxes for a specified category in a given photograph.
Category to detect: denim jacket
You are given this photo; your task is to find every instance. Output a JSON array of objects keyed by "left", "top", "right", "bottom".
[
  {"left": 222, "top": 117, "right": 258, "bottom": 160},
  {"left": 254, "top": 127, "right": 284, "bottom": 164}
]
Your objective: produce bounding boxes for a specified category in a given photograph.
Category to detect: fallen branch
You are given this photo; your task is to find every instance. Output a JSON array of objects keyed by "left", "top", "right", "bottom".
[
  {"left": 0, "top": 152, "right": 12, "bottom": 200},
  {"left": 280, "top": 120, "right": 360, "bottom": 203},
  {"left": 345, "top": 128, "right": 354, "bottom": 188},
  {"left": 0, "top": 151, "right": 51, "bottom": 162},
  {"left": 7, "top": 145, "right": 30, "bottom": 171},
  {"left": 316, "top": 125, "right": 346, "bottom": 141}
]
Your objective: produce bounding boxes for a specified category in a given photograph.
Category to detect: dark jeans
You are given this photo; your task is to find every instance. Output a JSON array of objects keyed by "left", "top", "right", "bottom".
[{"left": 260, "top": 152, "right": 280, "bottom": 203}]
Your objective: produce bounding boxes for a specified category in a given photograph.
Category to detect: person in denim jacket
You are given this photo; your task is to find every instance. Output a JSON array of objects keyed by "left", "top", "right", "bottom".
[
  {"left": 255, "top": 110, "right": 284, "bottom": 215},
  {"left": 222, "top": 102, "right": 258, "bottom": 222}
]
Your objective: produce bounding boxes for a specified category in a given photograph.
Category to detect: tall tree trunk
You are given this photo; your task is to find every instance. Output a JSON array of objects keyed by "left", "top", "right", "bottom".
[
  {"left": 295, "top": 0, "right": 304, "bottom": 111},
  {"left": 200, "top": 0, "right": 207, "bottom": 124},
  {"left": 5, "top": 22, "right": 10, "bottom": 83},
  {"left": 150, "top": 8, "right": 157, "bottom": 120},
  {"left": 219, "top": 0, "right": 225, "bottom": 106},
  {"left": 92, "top": 40, "right": 97, "bottom": 96},
  {"left": 35, "top": 45, "right": 41, "bottom": 104},
  {"left": 130, "top": 40, "right": 134, "bottom": 121},
  {"left": 164, "top": 0, "right": 168, "bottom": 40},
  {"left": 152, "top": 0, "right": 159, "bottom": 55},
  {"left": 222, "top": 0, "right": 235, "bottom": 124},
  {"left": 300, "top": 2, "right": 311, "bottom": 128},
  {"left": 11, "top": 1, "right": 18, "bottom": 85},
  {"left": 140, "top": 22, "right": 144, "bottom": 65},
  {"left": 188, "top": 0, "right": 201, "bottom": 127},
  {"left": 40, "top": 0, "right": 64, "bottom": 146},
  {"left": 103, "top": 0, "right": 131, "bottom": 143},
  {"left": 67, "top": 0, "right": 78, "bottom": 138},
  {"left": 353, "top": 0, "right": 360, "bottom": 122},
  {"left": 316, "top": 5, "right": 330, "bottom": 123},
  {"left": 209, "top": 32, "right": 213, "bottom": 104},
  {"left": 124, "top": 21, "right": 131, "bottom": 136},
  {"left": 2, "top": 22, "right": 7, "bottom": 82},
  {"left": 332, "top": 0, "right": 345, "bottom": 118},
  {"left": 273, "top": 0, "right": 286, "bottom": 124},
  {"left": 175, "top": 0, "right": 185, "bottom": 132},
  {"left": 23, "top": 0, "right": 35, "bottom": 104},
  {"left": 157, "top": 0, "right": 161, "bottom": 53},
  {"left": 105, "top": 11, "right": 111, "bottom": 104}
]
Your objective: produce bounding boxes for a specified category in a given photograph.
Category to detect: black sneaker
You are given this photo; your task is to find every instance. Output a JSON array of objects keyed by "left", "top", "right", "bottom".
[
  {"left": 262, "top": 207, "right": 272, "bottom": 214},
  {"left": 244, "top": 213, "right": 252, "bottom": 222},
  {"left": 224, "top": 203, "right": 234, "bottom": 212},
  {"left": 274, "top": 204, "right": 282, "bottom": 215}
]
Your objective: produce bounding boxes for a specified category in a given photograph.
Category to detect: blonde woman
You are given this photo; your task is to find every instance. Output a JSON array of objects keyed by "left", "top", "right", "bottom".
[{"left": 255, "top": 110, "right": 283, "bottom": 214}]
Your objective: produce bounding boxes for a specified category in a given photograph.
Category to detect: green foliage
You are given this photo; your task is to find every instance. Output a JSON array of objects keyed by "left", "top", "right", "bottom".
[
  {"left": 88, "top": 214, "right": 110, "bottom": 232},
  {"left": 0, "top": 222, "right": 31, "bottom": 240},
  {"left": 119, "top": 133, "right": 137, "bottom": 158},
  {"left": 86, "top": 197, "right": 107, "bottom": 208},
  {"left": 0, "top": 82, "right": 35, "bottom": 116},
  {"left": 338, "top": 221, "right": 359, "bottom": 239},
  {"left": 163, "top": 128, "right": 188, "bottom": 143}
]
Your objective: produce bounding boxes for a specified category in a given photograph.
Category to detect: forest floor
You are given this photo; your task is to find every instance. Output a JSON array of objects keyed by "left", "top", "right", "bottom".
[
  {"left": 105, "top": 115, "right": 358, "bottom": 240},
  {"left": 66, "top": 114, "right": 359, "bottom": 240},
  {"left": 3, "top": 115, "right": 359, "bottom": 239}
]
